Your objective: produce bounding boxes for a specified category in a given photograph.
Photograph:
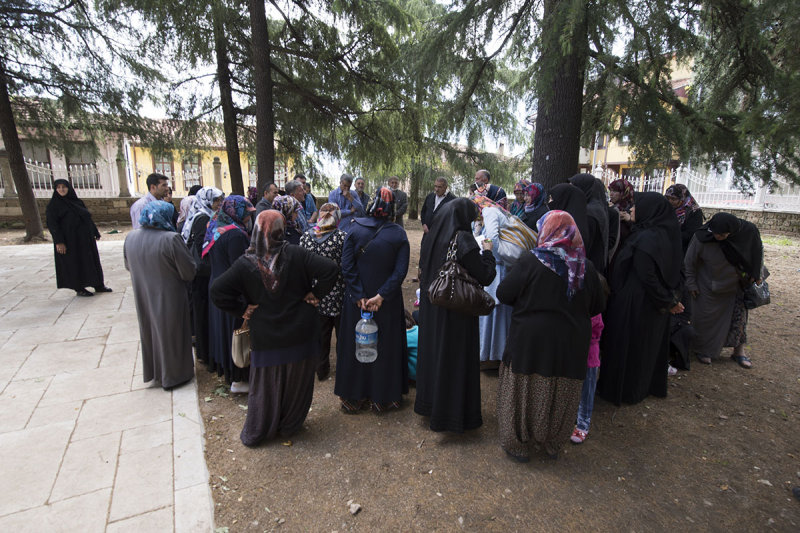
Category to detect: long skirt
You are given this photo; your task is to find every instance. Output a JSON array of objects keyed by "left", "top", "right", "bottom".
[
  {"left": 497, "top": 362, "right": 583, "bottom": 459},
  {"left": 240, "top": 356, "right": 317, "bottom": 447},
  {"left": 479, "top": 262, "right": 512, "bottom": 362}
]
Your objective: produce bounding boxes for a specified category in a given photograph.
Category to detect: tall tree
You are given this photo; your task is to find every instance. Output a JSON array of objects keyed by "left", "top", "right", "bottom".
[
  {"left": 0, "top": 0, "right": 159, "bottom": 240},
  {"left": 248, "top": 0, "right": 275, "bottom": 193}
]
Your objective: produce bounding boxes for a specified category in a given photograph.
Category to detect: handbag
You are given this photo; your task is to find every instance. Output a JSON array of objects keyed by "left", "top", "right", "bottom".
[
  {"left": 743, "top": 264, "right": 770, "bottom": 310},
  {"left": 231, "top": 318, "right": 251, "bottom": 368},
  {"left": 427, "top": 236, "right": 495, "bottom": 316}
]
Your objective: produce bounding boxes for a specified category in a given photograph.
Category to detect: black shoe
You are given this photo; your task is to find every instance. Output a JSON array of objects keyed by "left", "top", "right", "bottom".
[
  {"left": 94, "top": 286, "right": 113, "bottom": 293},
  {"left": 76, "top": 289, "right": 94, "bottom": 297}
]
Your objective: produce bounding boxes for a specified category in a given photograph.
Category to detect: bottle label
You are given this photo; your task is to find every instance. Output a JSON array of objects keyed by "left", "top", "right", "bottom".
[{"left": 355, "top": 331, "right": 377, "bottom": 345}]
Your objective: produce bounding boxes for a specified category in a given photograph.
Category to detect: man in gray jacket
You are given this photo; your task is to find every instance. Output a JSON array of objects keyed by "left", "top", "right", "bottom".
[{"left": 387, "top": 176, "right": 408, "bottom": 227}]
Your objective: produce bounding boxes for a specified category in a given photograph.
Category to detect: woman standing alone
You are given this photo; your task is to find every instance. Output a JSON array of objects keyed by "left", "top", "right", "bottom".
[{"left": 46, "top": 179, "right": 111, "bottom": 296}]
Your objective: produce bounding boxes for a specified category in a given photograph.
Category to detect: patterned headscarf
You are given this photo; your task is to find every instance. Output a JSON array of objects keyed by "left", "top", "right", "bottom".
[
  {"left": 181, "top": 186, "right": 224, "bottom": 243},
  {"left": 510, "top": 180, "right": 530, "bottom": 217},
  {"left": 314, "top": 202, "right": 341, "bottom": 241},
  {"left": 367, "top": 187, "right": 395, "bottom": 218},
  {"left": 202, "top": 195, "right": 255, "bottom": 257},
  {"left": 244, "top": 210, "right": 287, "bottom": 293},
  {"left": 524, "top": 183, "right": 546, "bottom": 214},
  {"left": 272, "top": 195, "right": 303, "bottom": 232},
  {"left": 608, "top": 179, "right": 634, "bottom": 212},
  {"left": 532, "top": 210, "right": 586, "bottom": 300},
  {"left": 139, "top": 200, "right": 177, "bottom": 232},
  {"left": 247, "top": 186, "right": 259, "bottom": 206},
  {"left": 665, "top": 184, "right": 700, "bottom": 225},
  {"left": 469, "top": 193, "right": 508, "bottom": 216}
]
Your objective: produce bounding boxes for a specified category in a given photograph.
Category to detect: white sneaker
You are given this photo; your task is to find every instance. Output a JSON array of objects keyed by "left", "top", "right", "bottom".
[
  {"left": 667, "top": 364, "right": 678, "bottom": 376},
  {"left": 230, "top": 381, "right": 249, "bottom": 394}
]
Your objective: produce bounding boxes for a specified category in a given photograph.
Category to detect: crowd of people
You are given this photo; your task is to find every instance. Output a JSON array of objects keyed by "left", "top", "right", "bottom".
[{"left": 45, "top": 167, "right": 765, "bottom": 459}]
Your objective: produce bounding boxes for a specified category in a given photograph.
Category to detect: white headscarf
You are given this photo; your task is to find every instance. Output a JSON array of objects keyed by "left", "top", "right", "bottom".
[{"left": 181, "top": 186, "right": 224, "bottom": 243}]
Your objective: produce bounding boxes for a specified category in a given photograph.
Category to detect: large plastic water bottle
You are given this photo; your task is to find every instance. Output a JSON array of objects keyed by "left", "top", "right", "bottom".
[{"left": 355, "top": 311, "right": 378, "bottom": 363}]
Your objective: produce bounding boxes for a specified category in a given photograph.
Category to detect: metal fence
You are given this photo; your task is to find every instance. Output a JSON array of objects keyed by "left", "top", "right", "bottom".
[
  {"left": 12, "top": 159, "right": 109, "bottom": 198},
  {"left": 592, "top": 165, "right": 800, "bottom": 213}
]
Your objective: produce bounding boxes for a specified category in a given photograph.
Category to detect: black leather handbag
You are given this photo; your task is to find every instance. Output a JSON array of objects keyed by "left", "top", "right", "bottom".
[
  {"left": 427, "top": 237, "right": 495, "bottom": 316},
  {"left": 743, "top": 265, "right": 770, "bottom": 310}
]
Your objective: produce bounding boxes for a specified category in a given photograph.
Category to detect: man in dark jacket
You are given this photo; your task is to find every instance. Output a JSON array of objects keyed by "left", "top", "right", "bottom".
[
  {"left": 420, "top": 177, "right": 455, "bottom": 234},
  {"left": 255, "top": 183, "right": 279, "bottom": 214}
]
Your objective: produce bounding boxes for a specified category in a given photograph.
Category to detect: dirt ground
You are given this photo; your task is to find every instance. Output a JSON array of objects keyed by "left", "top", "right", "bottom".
[
  {"left": 192, "top": 220, "right": 800, "bottom": 532},
  {"left": 7, "top": 220, "right": 797, "bottom": 531}
]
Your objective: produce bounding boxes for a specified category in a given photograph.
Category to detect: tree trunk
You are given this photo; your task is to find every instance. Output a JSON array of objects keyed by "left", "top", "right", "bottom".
[
  {"left": 408, "top": 158, "right": 421, "bottom": 220},
  {"left": 248, "top": 0, "right": 275, "bottom": 194},
  {"left": 0, "top": 63, "right": 44, "bottom": 241},
  {"left": 530, "top": 0, "right": 589, "bottom": 189},
  {"left": 213, "top": 2, "right": 244, "bottom": 195}
]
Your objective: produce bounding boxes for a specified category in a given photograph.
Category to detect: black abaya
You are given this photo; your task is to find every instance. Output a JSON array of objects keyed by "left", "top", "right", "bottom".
[
  {"left": 45, "top": 180, "right": 105, "bottom": 291},
  {"left": 188, "top": 213, "right": 211, "bottom": 363},
  {"left": 415, "top": 198, "right": 497, "bottom": 432}
]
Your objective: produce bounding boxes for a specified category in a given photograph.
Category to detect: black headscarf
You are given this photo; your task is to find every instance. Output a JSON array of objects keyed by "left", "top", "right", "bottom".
[
  {"left": 627, "top": 192, "right": 683, "bottom": 288},
  {"left": 548, "top": 183, "right": 590, "bottom": 249},
  {"left": 569, "top": 173, "right": 611, "bottom": 267},
  {"left": 695, "top": 213, "right": 763, "bottom": 280},
  {"left": 47, "top": 179, "right": 94, "bottom": 224},
  {"left": 419, "top": 198, "right": 480, "bottom": 292}
]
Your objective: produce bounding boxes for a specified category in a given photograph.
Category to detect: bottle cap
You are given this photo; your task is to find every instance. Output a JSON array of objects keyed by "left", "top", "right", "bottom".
[{"left": 361, "top": 311, "right": 373, "bottom": 320}]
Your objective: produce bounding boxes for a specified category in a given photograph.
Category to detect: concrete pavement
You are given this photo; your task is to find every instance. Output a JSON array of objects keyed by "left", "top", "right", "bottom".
[{"left": 0, "top": 240, "right": 214, "bottom": 532}]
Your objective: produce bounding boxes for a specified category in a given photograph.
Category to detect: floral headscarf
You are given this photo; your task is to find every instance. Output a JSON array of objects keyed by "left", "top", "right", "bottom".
[
  {"left": 247, "top": 186, "right": 259, "bottom": 206},
  {"left": 271, "top": 195, "right": 303, "bottom": 233},
  {"left": 608, "top": 179, "right": 634, "bottom": 212},
  {"left": 532, "top": 210, "right": 586, "bottom": 300},
  {"left": 313, "top": 202, "right": 342, "bottom": 242},
  {"left": 139, "top": 200, "right": 177, "bottom": 232},
  {"left": 469, "top": 193, "right": 508, "bottom": 216},
  {"left": 524, "top": 182, "right": 546, "bottom": 214},
  {"left": 181, "top": 186, "right": 224, "bottom": 243},
  {"left": 367, "top": 187, "right": 395, "bottom": 219},
  {"left": 245, "top": 210, "right": 287, "bottom": 293},
  {"left": 202, "top": 195, "right": 255, "bottom": 257},
  {"left": 665, "top": 183, "right": 700, "bottom": 225},
  {"left": 509, "top": 179, "right": 530, "bottom": 217}
]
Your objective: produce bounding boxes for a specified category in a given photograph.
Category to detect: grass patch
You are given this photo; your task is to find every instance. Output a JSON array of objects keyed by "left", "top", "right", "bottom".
[{"left": 763, "top": 235, "right": 798, "bottom": 247}]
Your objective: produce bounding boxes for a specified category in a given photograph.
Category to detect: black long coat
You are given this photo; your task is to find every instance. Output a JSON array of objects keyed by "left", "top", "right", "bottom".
[{"left": 46, "top": 191, "right": 104, "bottom": 291}]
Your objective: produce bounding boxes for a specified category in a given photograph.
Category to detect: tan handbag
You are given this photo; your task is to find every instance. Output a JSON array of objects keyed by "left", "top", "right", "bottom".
[{"left": 231, "top": 318, "right": 251, "bottom": 368}]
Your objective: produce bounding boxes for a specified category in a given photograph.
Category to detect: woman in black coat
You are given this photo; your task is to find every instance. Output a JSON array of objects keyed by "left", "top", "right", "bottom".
[
  {"left": 598, "top": 192, "right": 685, "bottom": 405},
  {"left": 46, "top": 179, "right": 111, "bottom": 296},
  {"left": 665, "top": 184, "right": 704, "bottom": 255},
  {"left": 334, "top": 187, "right": 411, "bottom": 412},
  {"left": 414, "top": 198, "right": 497, "bottom": 432},
  {"left": 210, "top": 210, "right": 338, "bottom": 446}
]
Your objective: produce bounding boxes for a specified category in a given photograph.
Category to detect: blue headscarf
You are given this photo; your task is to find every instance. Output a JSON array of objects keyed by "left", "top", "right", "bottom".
[{"left": 139, "top": 200, "right": 177, "bottom": 232}]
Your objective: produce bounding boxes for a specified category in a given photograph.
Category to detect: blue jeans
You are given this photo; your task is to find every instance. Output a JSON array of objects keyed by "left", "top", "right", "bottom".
[{"left": 576, "top": 367, "right": 599, "bottom": 432}]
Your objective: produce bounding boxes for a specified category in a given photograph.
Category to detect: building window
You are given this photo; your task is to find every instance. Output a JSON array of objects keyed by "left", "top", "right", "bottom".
[
  {"left": 20, "top": 141, "right": 53, "bottom": 189},
  {"left": 153, "top": 153, "right": 174, "bottom": 189},
  {"left": 66, "top": 142, "right": 100, "bottom": 189},
  {"left": 248, "top": 160, "right": 289, "bottom": 190},
  {"left": 182, "top": 156, "right": 202, "bottom": 190}
]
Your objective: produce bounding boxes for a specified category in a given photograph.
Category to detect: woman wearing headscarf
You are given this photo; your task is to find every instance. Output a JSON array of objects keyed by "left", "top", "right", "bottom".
[
  {"left": 300, "top": 203, "right": 347, "bottom": 381},
  {"left": 46, "top": 179, "right": 111, "bottom": 297},
  {"left": 509, "top": 180, "right": 529, "bottom": 217},
  {"left": 598, "top": 192, "right": 685, "bottom": 405},
  {"left": 665, "top": 183, "right": 704, "bottom": 255},
  {"left": 470, "top": 194, "right": 537, "bottom": 368},
  {"left": 684, "top": 213, "right": 763, "bottom": 368},
  {"left": 272, "top": 195, "right": 305, "bottom": 244},
  {"left": 177, "top": 184, "right": 202, "bottom": 232},
  {"left": 204, "top": 195, "right": 256, "bottom": 393},
  {"left": 210, "top": 210, "right": 339, "bottom": 446},
  {"left": 496, "top": 210, "right": 606, "bottom": 461},
  {"left": 247, "top": 186, "right": 260, "bottom": 206},
  {"left": 548, "top": 183, "right": 590, "bottom": 247},
  {"left": 569, "top": 174, "right": 611, "bottom": 273},
  {"left": 183, "top": 186, "right": 224, "bottom": 364},
  {"left": 415, "top": 198, "right": 497, "bottom": 432},
  {"left": 520, "top": 182, "right": 549, "bottom": 231},
  {"left": 608, "top": 178, "right": 635, "bottom": 254},
  {"left": 124, "top": 201, "right": 196, "bottom": 389},
  {"left": 334, "top": 187, "right": 410, "bottom": 412}
]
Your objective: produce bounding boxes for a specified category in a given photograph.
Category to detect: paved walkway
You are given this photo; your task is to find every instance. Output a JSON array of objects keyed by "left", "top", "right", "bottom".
[{"left": 0, "top": 241, "right": 214, "bottom": 532}]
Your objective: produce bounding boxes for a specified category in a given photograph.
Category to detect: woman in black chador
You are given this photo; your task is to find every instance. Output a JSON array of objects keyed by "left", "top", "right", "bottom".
[{"left": 46, "top": 179, "right": 111, "bottom": 296}]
